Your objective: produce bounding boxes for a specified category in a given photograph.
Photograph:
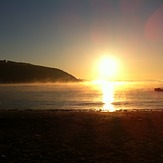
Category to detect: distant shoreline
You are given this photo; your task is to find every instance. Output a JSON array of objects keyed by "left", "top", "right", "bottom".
[
  {"left": 0, "top": 79, "right": 162, "bottom": 84},
  {"left": 0, "top": 60, "right": 79, "bottom": 83}
]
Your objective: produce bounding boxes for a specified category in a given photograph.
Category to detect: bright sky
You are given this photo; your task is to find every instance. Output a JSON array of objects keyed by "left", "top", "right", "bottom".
[{"left": 1, "top": 0, "right": 163, "bottom": 81}]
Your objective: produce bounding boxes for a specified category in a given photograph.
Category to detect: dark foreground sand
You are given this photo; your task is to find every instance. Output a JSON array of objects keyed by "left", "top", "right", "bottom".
[{"left": 0, "top": 110, "right": 163, "bottom": 162}]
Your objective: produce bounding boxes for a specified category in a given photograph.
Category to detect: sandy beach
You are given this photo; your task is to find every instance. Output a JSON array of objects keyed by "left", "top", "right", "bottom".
[{"left": 0, "top": 110, "right": 163, "bottom": 162}]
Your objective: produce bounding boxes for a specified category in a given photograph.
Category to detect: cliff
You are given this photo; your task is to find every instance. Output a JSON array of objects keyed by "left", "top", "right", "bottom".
[{"left": 0, "top": 60, "right": 79, "bottom": 83}]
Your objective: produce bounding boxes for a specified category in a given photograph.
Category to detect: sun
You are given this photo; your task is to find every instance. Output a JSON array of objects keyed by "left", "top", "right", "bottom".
[{"left": 98, "top": 55, "right": 118, "bottom": 80}]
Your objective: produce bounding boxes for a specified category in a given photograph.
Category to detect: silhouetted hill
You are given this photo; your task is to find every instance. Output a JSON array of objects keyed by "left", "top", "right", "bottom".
[{"left": 0, "top": 60, "right": 79, "bottom": 83}]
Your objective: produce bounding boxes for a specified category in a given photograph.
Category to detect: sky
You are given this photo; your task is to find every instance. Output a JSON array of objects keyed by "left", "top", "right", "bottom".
[{"left": 1, "top": 0, "right": 163, "bottom": 81}]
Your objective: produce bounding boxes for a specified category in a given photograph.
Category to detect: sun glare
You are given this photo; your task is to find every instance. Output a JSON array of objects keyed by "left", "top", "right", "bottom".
[
  {"left": 91, "top": 80, "right": 116, "bottom": 112},
  {"left": 101, "top": 81, "right": 115, "bottom": 112},
  {"left": 98, "top": 55, "right": 118, "bottom": 80}
]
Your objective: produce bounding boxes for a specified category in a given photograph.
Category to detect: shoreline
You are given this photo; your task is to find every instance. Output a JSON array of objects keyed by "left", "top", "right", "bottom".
[
  {"left": 0, "top": 110, "right": 163, "bottom": 162},
  {"left": 1, "top": 108, "right": 163, "bottom": 112}
]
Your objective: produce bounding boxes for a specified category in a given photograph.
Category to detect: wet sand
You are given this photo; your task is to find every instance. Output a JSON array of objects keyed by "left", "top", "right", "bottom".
[{"left": 0, "top": 110, "right": 163, "bottom": 162}]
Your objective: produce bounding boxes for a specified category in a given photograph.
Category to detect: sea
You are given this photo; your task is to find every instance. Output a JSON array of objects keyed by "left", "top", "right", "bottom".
[{"left": 0, "top": 81, "right": 163, "bottom": 112}]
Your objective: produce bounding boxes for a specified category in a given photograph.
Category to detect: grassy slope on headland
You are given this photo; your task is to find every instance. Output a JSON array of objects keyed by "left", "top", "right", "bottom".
[{"left": 0, "top": 60, "right": 79, "bottom": 83}]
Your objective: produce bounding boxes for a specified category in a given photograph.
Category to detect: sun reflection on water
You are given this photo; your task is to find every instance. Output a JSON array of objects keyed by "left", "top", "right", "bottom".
[
  {"left": 91, "top": 80, "right": 116, "bottom": 111},
  {"left": 101, "top": 81, "right": 115, "bottom": 112}
]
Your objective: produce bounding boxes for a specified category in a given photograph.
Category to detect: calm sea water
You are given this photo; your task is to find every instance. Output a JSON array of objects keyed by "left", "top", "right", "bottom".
[{"left": 0, "top": 81, "right": 163, "bottom": 111}]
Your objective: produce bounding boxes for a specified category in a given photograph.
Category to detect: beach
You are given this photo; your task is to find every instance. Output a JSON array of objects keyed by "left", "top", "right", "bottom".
[{"left": 0, "top": 110, "right": 163, "bottom": 162}]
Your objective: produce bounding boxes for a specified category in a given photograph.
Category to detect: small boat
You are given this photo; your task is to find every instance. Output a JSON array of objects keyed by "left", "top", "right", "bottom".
[{"left": 154, "top": 88, "right": 163, "bottom": 92}]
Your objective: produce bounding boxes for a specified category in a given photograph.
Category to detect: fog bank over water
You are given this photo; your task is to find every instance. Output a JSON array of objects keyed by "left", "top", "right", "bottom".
[{"left": 0, "top": 81, "right": 163, "bottom": 112}]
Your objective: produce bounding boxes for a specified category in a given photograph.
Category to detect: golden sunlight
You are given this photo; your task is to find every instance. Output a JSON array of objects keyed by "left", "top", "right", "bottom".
[
  {"left": 98, "top": 55, "right": 118, "bottom": 80},
  {"left": 91, "top": 80, "right": 115, "bottom": 112},
  {"left": 101, "top": 81, "right": 115, "bottom": 112}
]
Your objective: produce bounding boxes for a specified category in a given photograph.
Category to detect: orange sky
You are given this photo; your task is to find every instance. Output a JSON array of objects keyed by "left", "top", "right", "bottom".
[{"left": 1, "top": 0, "right": 163, "bottom": 81}]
